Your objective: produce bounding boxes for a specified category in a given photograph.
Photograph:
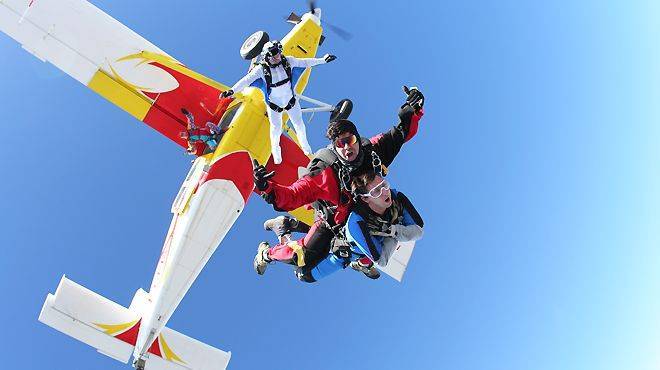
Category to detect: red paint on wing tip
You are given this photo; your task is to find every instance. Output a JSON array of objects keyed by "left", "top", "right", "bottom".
[{"left": 204, "top": 151, "right": 254, "bottom": 202}]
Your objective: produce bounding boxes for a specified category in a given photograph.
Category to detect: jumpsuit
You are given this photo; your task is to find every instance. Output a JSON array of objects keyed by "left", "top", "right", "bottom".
[{"left": 230, "top": 56, "right": 327, "bottom": 164}]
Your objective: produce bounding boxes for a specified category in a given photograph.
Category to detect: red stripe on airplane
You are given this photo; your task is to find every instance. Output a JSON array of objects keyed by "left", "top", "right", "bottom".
[
  {"left": 114, "top": 320, "right": 141, "bottom": 346},
  {"left": 264, "top": 135, "right": 311, "bottom": 188},
  {"left": 203, "top": 151, "right": 254, "bottom": 202},
  {"left": 148, "top": 338, "right": 162, "bottom": 357},
  {"left": 113, "top": 320, "right": 163, "bottom": 359}
]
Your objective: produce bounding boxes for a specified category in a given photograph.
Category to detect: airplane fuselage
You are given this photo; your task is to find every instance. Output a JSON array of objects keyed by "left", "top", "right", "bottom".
[{"left": 131, "top": 11, "right": 323, "bottom": 364}]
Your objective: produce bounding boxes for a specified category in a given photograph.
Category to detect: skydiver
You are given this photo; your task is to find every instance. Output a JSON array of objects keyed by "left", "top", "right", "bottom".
[
  {"left": 251, "top": 87, "right": 425, "bottom": 283},
  {"left": 180, "top": 108, "right": 219, "bottom": 156},
  {"left": 305, "top": 171, "right": 424, "bottom": 281},
  {"left": 220, "top": 40, "right": 337, "bottom": 164}
]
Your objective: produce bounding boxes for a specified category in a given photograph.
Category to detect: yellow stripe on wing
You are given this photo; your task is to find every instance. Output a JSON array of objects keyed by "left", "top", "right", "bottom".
[{"left": 94, "top": 320, "right": 139, "bottom": 335}]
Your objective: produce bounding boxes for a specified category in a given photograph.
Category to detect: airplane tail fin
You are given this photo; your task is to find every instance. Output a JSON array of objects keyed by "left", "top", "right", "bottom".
[{"left": 38, "top": 276, "right": 231, "bottom": 370}]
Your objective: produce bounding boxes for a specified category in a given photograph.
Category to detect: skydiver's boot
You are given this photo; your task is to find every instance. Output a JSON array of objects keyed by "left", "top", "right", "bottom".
[
  {"left": 253, "top": 242, "right": 272, "bottom": 275},
  {"left": 263, "top": 216, "right": 309, "bottom": 241},
  {"left": 349, "top": 258, "right": 381, "bottom": 280}
]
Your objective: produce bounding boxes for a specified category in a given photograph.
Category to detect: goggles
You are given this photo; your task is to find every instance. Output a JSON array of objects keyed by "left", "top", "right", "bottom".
[
  {"left": 266, "top": 43, "right": 282, "bottom": 58},
  {"left": 359, "top": 179, "right": 390, "bottom": 199},
  {"left": 334, "top": 134, "right": 358, "bottom": 148}
]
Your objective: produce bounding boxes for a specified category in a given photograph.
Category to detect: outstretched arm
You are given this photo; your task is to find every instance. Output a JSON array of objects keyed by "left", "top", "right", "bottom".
[
  {"left": 265, "top": 167, "right": 339, "bottom": 211},
  {"left": 230, "top": 66, "right": 264, "bottom": 94},
  {"left": 371, "top": 87, "right": 425, "bottom": 167},
  {"left": 287, "top": 54, "right": 336, "bottom": 68},
  {"left": 254, "top": 160, "right": 340, "bottom": 211}
]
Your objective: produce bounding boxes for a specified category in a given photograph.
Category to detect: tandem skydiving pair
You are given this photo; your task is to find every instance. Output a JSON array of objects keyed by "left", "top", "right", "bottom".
[{"left": 251, "top": 87, "right": 425, "bottom": 282}]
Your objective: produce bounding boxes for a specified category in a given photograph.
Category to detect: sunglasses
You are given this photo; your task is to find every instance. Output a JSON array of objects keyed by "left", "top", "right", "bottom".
[
  {"left": 334, "top": 134, "right": 358, "bottom": 148},
  {"left": 360, "top": 179, "right": 390, "bottom": 199}
]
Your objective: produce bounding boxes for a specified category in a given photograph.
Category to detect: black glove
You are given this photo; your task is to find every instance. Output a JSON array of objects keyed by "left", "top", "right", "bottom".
[
  {"left": 398, "top": 104, "right": 415, "bottom": 123},
  {"left": 324, "top": 54, "right": 337, "bottom": 63},
  {"left": 402, "top": 86, "right": 424, "bottom": 112},
  {"left": 220, "top": 89, "right": 234, "bottom": 98},
  {"left": 253, "top": 159, "right": 275, "bottom": 192}
]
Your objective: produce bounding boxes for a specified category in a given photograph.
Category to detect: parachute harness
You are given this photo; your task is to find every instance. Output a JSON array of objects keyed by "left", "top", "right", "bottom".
[{"left": 338, "top": 149, "right": 384, "bottom": 193}]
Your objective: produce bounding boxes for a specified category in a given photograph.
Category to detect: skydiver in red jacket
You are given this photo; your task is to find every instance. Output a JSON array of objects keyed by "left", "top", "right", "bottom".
[{"left": 252, "top": 87, "right": 425, "bottom": 282}]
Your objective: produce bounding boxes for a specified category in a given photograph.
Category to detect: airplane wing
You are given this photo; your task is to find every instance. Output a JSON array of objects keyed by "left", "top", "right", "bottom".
[{"left": 0, "top": 0, "right": 230, "bottom": 148}]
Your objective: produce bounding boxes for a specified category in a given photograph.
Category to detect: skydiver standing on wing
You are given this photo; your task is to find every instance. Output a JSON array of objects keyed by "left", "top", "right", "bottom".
[
  {"left": 221, "top": 40, "right": 337, "bottom": 164},
  {"left": 251, "top": 87, "right": 425, "bottom": 283}
]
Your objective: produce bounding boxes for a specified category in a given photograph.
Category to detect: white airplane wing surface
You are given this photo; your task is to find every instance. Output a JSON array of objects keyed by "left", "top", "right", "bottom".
[{"left": 0, "top": 0, "right": 230, "bottom": 147}]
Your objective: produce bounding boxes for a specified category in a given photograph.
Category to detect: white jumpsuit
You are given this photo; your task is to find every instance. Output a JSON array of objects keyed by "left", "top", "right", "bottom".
[{"left": 230, "top": 56, "right": 327, "bottom": 164}]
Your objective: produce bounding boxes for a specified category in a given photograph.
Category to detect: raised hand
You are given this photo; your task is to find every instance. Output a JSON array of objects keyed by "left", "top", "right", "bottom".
[
  {"left": 402, "top": 86, "right": 424, "bottom": 112},
  {"left": 253, "top": 159, "right": 275, "bottom": 191}
]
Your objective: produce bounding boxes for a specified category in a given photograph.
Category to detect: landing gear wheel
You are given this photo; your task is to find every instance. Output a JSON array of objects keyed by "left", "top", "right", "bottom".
[
  {"left": 329, "top": 99, "right": 353, "bottom": 122},
  {"left": 240, "top": 31, "right": 270, "bottom": 60}
]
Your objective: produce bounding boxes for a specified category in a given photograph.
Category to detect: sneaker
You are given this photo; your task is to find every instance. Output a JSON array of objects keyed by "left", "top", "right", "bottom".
[
  {"left": 349, "top": 260, "right": 381, "bottom": 280},
  {"left": 263, "top": 216, "right": 299, "bottom": 239},
  {"left": 253, "top": 242, "right": 272, "bottom": 275}
]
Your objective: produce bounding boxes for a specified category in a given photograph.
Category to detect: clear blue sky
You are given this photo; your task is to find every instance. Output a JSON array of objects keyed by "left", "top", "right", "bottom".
[{"left": 1, "top": 1, "right": 659, "bottom": 369}]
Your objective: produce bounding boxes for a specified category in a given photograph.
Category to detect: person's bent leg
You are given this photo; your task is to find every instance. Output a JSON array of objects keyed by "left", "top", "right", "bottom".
[
  {"left": 267, "top": 220, "right": 331, "bottom": 265},
  {"left": 267, "top": 239, "right": 303, "bottom": 265},
  {"left": 299, "top": 221, "right": 335, "bottom": 269},
  {"left": 295, "top": 254, "right": 346, "bottom": 283},
  {"left": 265, "top": 220, "right": 335, "bottom": 278}
]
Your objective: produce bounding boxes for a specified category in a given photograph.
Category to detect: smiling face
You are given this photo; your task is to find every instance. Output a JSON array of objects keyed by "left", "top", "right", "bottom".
[
  {"left": 334, "top": 132, "right": 360, "bottom": 162},
  {"left": 360, "top": 176, "right": 392, "bottom": 214}
]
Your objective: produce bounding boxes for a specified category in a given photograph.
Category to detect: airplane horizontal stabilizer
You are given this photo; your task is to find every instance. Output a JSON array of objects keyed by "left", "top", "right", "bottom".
[{"left": 39, "top": 276, "right": 230, "bottom": 369}]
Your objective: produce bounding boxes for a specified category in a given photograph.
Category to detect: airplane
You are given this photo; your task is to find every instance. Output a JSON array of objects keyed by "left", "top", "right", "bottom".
[
  {"left": 0, "top": 1, "right": 355, "bottom": 369},
  {"left": 0, "top": 1, "right": 418, "bottom": 369}
]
